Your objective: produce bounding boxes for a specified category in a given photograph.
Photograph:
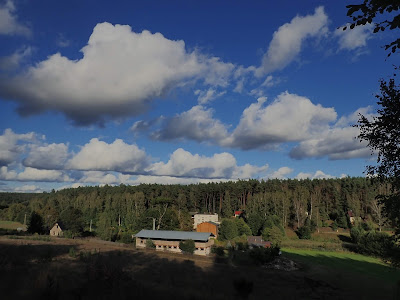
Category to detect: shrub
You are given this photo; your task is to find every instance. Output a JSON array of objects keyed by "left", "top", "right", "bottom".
[
  {"left": 297, "top": 226, "right": 312, "bottom": 239},
  {"left": 331, "top": 221, "right": 338, "bottom": 232},
  {"left": 179, "top": 239, "right": 195, "bottom": 254},
  {"left": 212, "top": 246, "right": 225, "bottom": 256},
  {"left": 69, "top": 247, "right": 76, "bottom": 258},
  {"left": 248, "top": 246, "right": 280, "bottom": 265},
  {"left": 146, "top": 239, "right": 155, "bottom": 249},
  {"left": 350, "top": 226, "right": 365, "bottom": 243},
  {"left": 219, "top": 219, "right": 238, "bottom": 240},
  {"left": 119, "top": 231, "right": 133, "bottom": 244},
  {"left": 262, "top": 225, "right": 284, "bottom": 246}
]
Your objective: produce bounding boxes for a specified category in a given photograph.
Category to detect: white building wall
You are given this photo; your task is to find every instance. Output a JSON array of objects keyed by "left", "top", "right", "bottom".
[{"left": 193, "top": 214, "right": 219, "bottom": 229}]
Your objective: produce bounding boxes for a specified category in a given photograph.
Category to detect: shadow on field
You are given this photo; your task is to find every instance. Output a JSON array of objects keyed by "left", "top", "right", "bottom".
[
  {"left": 0, "top": 242, "right": 398, "bottom": 299},
  {"left": 283, "top": 251, "right": 400, "bottom": 299}
]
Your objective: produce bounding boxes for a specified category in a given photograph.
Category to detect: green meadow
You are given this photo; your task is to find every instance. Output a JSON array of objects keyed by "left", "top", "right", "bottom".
[{"left": 283, "top": 248, "right": 400, "bottom": 285}]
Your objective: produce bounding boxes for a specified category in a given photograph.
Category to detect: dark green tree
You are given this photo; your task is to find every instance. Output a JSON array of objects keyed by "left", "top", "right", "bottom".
[
  {"left": 27, "top": 211, "right": 44, "bottom": 234},
  {"left": 219, "top": 219, "right": 238, "bottom": 240},
  {"left": 262, "top": 225, "right": 284, "bottom": 247},
  {"left": 60, "top": 207, "right": 85, "bottom": 236},
  {"left": 179, "top": 239, "right": 195, "bottom": 254},
  {"left": 357, "top": 77, "right": 400, "bottom": 238},
  {"left": 344, "top": 0, "right": 400, "bottom": 55},
  {"left": 234, "top": 218, "right": 252, "bottom": 236}
]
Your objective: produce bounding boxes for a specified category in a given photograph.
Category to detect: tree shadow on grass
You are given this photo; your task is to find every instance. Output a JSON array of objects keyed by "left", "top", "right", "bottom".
[
  {"left": 1, "top": 242, "right": 399, "bottom": 299},
  {"left": 283, "top": 251, "right": 400, "bottom": 299}
]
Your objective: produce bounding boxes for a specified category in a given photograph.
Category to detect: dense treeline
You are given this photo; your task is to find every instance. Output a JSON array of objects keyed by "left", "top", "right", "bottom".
[{"left": 0, "top": 177, "right": 392, "bottom": 240}]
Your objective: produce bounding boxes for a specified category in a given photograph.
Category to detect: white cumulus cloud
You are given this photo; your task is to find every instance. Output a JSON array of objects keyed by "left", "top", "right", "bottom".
[
  {"left": 147, "top": 148, "right": 268, "bottom": 179},
  {"left": 67, "top": 138, "right": 150, "bottom": 173},
  {"left": 256, "top": 6, "right": 328, "bottom": 76},
  {"left": 0, "top": 22, "right": 234, "bottom": 125},
  {"left": 0, "top": 1, "right": 30, "bottom": 36}
]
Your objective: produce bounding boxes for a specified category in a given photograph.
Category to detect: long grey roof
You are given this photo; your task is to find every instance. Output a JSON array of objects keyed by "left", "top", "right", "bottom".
[{"left": 135, "top": 230, "right": 211, "bottom": 242}]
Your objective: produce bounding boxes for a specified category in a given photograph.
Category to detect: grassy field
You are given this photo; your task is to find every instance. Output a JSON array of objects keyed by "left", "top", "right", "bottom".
[
  {"left": 283, "top": 248, "right": 400, "bottom": 290},
  {"left": 0, "top": 220, "right": 26, "bottom": 230}
]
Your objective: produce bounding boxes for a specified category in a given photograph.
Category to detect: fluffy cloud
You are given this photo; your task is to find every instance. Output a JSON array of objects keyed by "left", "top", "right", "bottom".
[
  {"left": 79, "top": 171, "right": 132, "bottom": 185},
  {"left": 228, "top": 92, "right": 337, "bottom": 149},
  {"left": 289, "top": 107, "right": 374, "bottom": 160},
  {"left": 0, "top": 1, "right": 30, "bottom": 36},
  {"left": 67, "top": 138, "right": 150, "bottom": 173},
  {"left": 13, "top": 185, "right": 43, "bottom": 193},
  {"left": 147, "top": 148, "right": 268, "bottom": 179},
  {"left": 0, "top": 128, "right": 37, "bottom": 166},
  {"left": 0, "top": 166, "right": 71, "bottom": 182},
  {"left": 268, "top": 167, "right": 294, "bottom": 179},
  {"left": 295, "top": 170, "right": 346, "bottom": 180},
  {"left": 0, "top": 22, "right": 234, "bottom": 125},
  {"left": 23, "top": 143, "right": 69, "bottom": 170},
  {"left": 0, "top": 46, "right": 32, "bottom": 71},
  {"left": 256, "top": 6, "right": 328, "bottom": 76},
  {"left": 152, "top": 105, "right": 230, "bottom": 144},
  {"left": 195, "top": 88, "right": 226, "bottom": 104},
  {"left": 289, "top": 126, "right": 371, "bottom": 160},
  {"left": 335, "top": 24, "right": 373, "bottom": 51}
]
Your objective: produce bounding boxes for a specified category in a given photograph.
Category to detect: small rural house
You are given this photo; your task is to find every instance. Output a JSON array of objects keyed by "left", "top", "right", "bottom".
[
  {"left": 50, "top": 222, "right": 63, "bottom": 237},
  {"left": 196, "top": 221, "right": 219, "bottom": 237},
  {"left": 234, "top": 210, "right": 243, "bottom": 218},
  {"left": 247, "top": 236, "right": 271, "bottom": 248},
  {"left": 193, "top": 213, "right": 219, "bottom": 229},
  {"left": 135, "top": 230, "right": 214, "bottom": 256}
]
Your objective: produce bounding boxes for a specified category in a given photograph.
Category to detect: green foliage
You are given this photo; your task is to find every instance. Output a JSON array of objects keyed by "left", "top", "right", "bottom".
[
  {"left": 297, "top": 226, "right": 312, "bottom": 240},
  {"left": 350, "top": 226, "right": 365, "bottom": 244},
  {"left": 212, "top": 246, "right": 225, "bottom": 256},
  {"left": 69, "top": 247, "right": 76, "bottom": 258},
  {"left": 219, "top": 219, "right": 238, "bottom": 240},
  {"left": 247, "top": 213, "right": 263, "bottom": 236},
  {"left": 262, "top": 225, "right": 284, "bottom": 246},
  {"left": 118, "top": 231, "right": 134, "bottom": 244},
  {"left": 331, "top": 221, "right": 338, "bottom": 232},
  {"left": 248, "top": 246, "right": 280, "bottom": 265},
  {"left": 27, "top": 211, "right": 44, "bottom": 234},
  {"left": 60, "top": 207, "right": 84, "bottom": 235},
  {"left": 146, "top": 239, "right": 155, "bottom": 249},
  {"left": 179, "top": 239, "right": 195, "bottom": 254},
  {"left": 345, "top": 0, "right": 400, "bottom": 56},
  {"left": 234, "top": 218, "right": 252, "bottom": 236}
]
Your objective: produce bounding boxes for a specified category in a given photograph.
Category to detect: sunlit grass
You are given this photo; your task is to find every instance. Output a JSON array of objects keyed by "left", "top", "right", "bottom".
[{"left": 283, "top": 248, "right": 400, "bottom": 284}]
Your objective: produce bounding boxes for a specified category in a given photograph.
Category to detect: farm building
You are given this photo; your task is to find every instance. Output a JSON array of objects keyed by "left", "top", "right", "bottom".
[
  {"left": 196, "top": 221, "right": 219, "bottom": 237},
  {"left": 247, "top": 236, "right": 271, "bottom": 248},
  {"left": 193, "top": 213, "right": 219, "bottom": 229},
  {"left": 50, "top": 222, "right": 64, "bottom": 237},
  {"left": 135, "top": 230, "right": 214, "bottom": 256}
]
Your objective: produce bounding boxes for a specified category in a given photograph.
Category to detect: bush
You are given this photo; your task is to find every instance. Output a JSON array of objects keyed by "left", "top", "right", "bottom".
[
  {"left": 119, "top": 231, "right": 133, "bottom": 244},
  {"left": 262, "top": 225, "right": 284, "bottom": 246},
  {"left": 357, "top": 231, "right": 393, "bottom": 257},
  {"left": 179, "top": 239, "right": 195, "bottom": 254},
  {"left": 248, "top": 246, "right": 280, "bottom": 265},
  {"left": 219, "top": 219, "right": 238, "bottom": 240},
  {"left": 146, "top": 239, "right": 155, "bottom": 249},
  {"left": 212, "top": 246, "right": 225, "bottom": 256},
  {"left": 69, "top": 247, "right": 76, "bottom": 258},
  {"left": 331, "top": 221, "right": 338, "bottom": 232},
  {"left": 297, "top": 226, "right": 312, "bottom": 239}
]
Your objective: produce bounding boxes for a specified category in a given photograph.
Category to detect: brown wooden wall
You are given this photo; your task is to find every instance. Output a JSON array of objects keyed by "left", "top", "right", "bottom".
[{"left": 196, "top": 222, "right": 218, "bottom": 237}]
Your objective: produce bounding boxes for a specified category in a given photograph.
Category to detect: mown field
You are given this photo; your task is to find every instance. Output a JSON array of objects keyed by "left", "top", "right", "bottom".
[
  {"left": 283, "top": 248, "right": 400, "bottom": 285},
  {"left": 0, "top": 220, "right": 26, "bottom": 230},
  {"left": 0, "top": 235, "right": 399, "bottom": 299}
]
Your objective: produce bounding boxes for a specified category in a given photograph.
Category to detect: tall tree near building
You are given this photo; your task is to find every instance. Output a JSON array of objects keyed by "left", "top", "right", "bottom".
[{"left": 346, "top": 0, "right": 400, "bottom": 239}]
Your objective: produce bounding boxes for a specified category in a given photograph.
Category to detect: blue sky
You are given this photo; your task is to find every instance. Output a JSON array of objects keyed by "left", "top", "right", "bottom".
[{"left": 0, "top": 0, "right": 398, "bottom": 192}]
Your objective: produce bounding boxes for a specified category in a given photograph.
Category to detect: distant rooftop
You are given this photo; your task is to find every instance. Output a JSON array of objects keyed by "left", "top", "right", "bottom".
[{"left": 135, "top": 230, "right": 211, "bottom": 242}]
